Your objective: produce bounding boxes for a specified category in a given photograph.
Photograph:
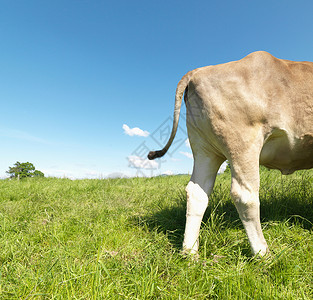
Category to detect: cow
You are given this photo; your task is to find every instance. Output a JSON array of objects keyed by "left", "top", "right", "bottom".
[{"left": 148, "top": 51, "right": 313, "bottom": 256}]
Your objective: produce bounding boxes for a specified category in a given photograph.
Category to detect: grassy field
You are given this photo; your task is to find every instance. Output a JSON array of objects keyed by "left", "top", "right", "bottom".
[{"left": 0, "top": 168, "right": 312, "bottom": 299}]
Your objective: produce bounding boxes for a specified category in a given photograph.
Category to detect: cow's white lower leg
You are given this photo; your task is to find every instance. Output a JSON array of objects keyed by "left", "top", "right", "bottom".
[
  {"left": 182, "top": 181, "right": 209, "bottom": 254},
  {"left": 181, "top": 151, "right": 223, "bottom": 256},
  {"left": 231, "top": 179, "right": 268, "bottom": 256}
]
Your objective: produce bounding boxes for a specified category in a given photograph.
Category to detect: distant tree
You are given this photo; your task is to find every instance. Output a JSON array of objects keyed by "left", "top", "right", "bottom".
[
  {"left": 6, "top": 161, "right": 44, "bottom": 179},
  {"left": 33, "top": 170, "right": 45, "bottom": 177}
]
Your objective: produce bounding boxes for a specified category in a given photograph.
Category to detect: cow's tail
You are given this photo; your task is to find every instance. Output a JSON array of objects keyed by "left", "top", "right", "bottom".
[{"left": 147, "top": 70, "right": 195, "bottom": 160}]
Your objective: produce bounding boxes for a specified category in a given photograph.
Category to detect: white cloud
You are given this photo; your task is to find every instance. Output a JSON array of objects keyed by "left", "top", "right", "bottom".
[
  {"left": 123, "top": 124, "right": 149, "bottom": 137},
  {"left": 106, "top": 172, "right": 128, "bottom": 179},
  {"left": 84, "top": 170, "right": 101, "bottom": 178},
  {"left": 185, "top": 138, "right": 191, "bottom": 148},
  {"left": 127, "top": 155, "right": 159, "bottom": 169},
  {"left": 180, "top": 151, "right": 193, "bottom": 159},
  {"left": 162, "top": 170, "right": 173, "bottom": 176},
  {"left": 43, "top": 167, "right": 102, "bottom": 179},
  {"left": 43, "top": 168, "right": 75, "bottom": 179}
]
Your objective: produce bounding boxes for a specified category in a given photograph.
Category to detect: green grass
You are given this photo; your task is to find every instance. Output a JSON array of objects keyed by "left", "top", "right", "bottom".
[{"left": 0, "top": 169, "right": 312, "bottom": 299}]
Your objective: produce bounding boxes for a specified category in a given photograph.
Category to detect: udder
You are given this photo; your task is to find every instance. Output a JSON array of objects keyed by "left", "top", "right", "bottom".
[{"left": 259, "top": 129, "right": 313, "bottom": 174}]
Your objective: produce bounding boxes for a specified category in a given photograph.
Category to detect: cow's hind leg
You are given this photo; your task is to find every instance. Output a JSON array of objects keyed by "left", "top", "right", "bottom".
[
  {"left": 230, "top": 154, "right": 268, "bottom": 256},
  {"left": 182, "top": 153, "right": 224, "bottom": 255}
]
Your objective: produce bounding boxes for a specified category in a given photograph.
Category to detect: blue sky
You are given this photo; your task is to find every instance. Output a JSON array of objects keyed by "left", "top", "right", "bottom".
[{"left": 1, "top": 0, "right": 312, "bottom": 178}]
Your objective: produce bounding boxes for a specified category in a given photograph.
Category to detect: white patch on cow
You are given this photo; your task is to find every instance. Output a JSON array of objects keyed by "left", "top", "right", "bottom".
[{"left": 183, "top": 181, "right": 209, "bottom": 254}]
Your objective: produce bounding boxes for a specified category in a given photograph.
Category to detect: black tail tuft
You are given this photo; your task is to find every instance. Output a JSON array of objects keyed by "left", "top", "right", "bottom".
[{"left": 147, "top": 150, "right": 165, "bottom": 160}]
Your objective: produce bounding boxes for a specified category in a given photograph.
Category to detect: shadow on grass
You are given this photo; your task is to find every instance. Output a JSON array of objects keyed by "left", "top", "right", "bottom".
[{"left": 133, "top": 172, "right": 313, "bottom": 251}]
